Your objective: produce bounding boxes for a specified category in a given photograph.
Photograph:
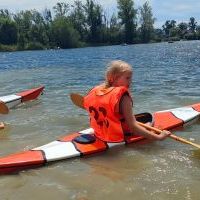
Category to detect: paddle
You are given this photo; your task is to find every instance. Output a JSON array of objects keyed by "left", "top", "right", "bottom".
[
  {"left": 0, "top": 100, "right": 9, "bottom": 114},
  {"left": 70, "top": 93, "right": 85, "bottom": 109},
  {"left": 137, "top": 122, "right": 200, "bottom": 149},
  {"left": 70, "top": 93, "right": 200, "bottom": 149},
  {"left": 0, "top": 122, "right": 5, "bottom": 129}
]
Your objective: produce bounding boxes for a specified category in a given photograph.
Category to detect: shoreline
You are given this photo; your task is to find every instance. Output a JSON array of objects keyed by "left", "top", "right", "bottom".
[{"left": 0, "top": 38, "right": 189, "bottom": 53}]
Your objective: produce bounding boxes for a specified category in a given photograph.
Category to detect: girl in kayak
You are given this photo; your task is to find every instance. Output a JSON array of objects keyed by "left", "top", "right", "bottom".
[{"left": 84, "top": 60, "right": 171, "bottom": 142}]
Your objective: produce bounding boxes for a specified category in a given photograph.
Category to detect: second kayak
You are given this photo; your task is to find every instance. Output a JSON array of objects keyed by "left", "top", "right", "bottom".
[{"left": 0, "top": 86, "right": 44, "bottom": 109}]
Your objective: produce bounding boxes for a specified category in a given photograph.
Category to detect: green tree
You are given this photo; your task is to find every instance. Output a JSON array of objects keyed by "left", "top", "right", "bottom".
[
  {"left": 109, "top": 13, "right": 121, "bottom": 44},
  {"left": 0, "top": 9, "right": 17, "bottom": 45},
  {"left": 162, "top": 20, "right": 176, "bottom": 38},
  {"left": 70, "top": 0, "right": 87, "bottom": 41},
  {"left": 13, "top": 10, "right": 32, "bottom": 47},
  {"left": 0, "top": 18, "right": 17, "bottom": 45},
  {"left": 13, "top": 10, "right": 49, "bottom": 48},
  {"left": 43, "top": 9, "right": 53, "bottom": 47},
  {"left": 196, "top": 25, "right": 200, "bottom": 39},
  {"left": 83, "top": 0, "right": 104, "bottom": 43},
  {"left": 154, "top": 28, "right": 164, "bottom": 42},
  {"left": 43, "top": 8, "right": 52, "bottom": 23},
  {"left": 53, "top": 2, "right": 70, "bottom": 18},
  {"left": 29, "top": 10, "right": 49, "bottom": 45},
  {"left": 139, "top": 1, "right": 155, "bottom": 43},
  {"left": 188, "top": 17, "right": 197, "bottom": 33},
  {"left": 117, "top": 0, "right": 137, "bottom": 44},
  {"left": 0, "top": 9, "right": 11, "bottom": 19},
  {"left": 51, "top": 16, "right": 80, "bottom": 48},
  {"left": 177, "top": 22, "right": 188, "bottom": 39},
  {"left": 183, "top": 17, "right": 197, "bottom": 40}
]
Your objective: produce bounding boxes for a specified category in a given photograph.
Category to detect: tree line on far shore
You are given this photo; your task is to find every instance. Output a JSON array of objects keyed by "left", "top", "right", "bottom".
[{"left": 0, "top": 0, "right": 200, "bottom": 51}]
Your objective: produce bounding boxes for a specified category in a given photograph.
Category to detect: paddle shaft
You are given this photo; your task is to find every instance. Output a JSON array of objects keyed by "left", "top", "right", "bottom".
[{"left": 138, "top": 122, "right": 200, "bottom": 149}]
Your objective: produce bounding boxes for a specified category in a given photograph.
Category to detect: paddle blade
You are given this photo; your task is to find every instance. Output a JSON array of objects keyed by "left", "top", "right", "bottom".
[
  {"left": 0, "top": 122, "right": 5, "bottom": 129},
  {"left": 70, "top": 93, "right": 85, "bottom": 109},
  {"left": 0, "top": 101, "right": 9, "bottom": 114}
]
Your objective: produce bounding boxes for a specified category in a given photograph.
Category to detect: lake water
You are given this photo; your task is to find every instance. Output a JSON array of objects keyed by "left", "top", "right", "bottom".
[{"left": 0, "top": 41, "right": 200, "bottom": 200}]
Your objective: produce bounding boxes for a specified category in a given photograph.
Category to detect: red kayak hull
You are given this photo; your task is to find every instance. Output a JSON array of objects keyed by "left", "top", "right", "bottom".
[{"left": 16, "top": 86, "right": 44, "bottom": 102}]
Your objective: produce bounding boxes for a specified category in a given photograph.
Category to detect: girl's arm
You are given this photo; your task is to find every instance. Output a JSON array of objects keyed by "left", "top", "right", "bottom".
[{"left": 121, "top": 95, "right": 171, "bottom": 140}]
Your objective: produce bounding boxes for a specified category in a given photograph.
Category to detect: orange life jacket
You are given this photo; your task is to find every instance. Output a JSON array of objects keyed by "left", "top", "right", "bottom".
[{"left": 83, "top": 85, "right": 132, "bottom": 142}]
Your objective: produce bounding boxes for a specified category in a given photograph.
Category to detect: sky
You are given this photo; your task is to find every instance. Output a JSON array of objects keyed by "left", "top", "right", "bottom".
[{"left": 0, "top": 0, "right": 200, "bottom": 28}]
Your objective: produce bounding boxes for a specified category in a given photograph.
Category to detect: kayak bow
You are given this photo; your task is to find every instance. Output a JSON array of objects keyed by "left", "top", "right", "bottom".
[{"left": 0, "top": 86, "right": 44, "bottom": 109}]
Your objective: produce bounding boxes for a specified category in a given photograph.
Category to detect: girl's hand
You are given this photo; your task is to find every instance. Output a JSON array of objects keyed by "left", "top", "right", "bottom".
[{"left": 157, "top": 130, "right": 171, "bottom": 140}]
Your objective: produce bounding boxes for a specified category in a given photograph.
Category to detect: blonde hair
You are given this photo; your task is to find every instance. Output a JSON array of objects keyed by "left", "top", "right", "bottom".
[{"left": 105, "top": 60, "right": 132, "bottom": 87}]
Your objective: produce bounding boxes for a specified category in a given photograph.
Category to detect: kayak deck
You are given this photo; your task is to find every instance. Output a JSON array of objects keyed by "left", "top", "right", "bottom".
[{"left": 0, "top": 102, "right": 200, "bottom": 174}]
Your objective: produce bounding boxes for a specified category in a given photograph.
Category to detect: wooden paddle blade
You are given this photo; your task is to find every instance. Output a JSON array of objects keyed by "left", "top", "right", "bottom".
[
  {"left": 0, "top": 122, "right": 5, "bottom": 129},
  {"left": 70, "top": 93, "right": 85, "bottom": 109},
  {"left": 0, "top": 101, "right": 9, "bottom": 114}
]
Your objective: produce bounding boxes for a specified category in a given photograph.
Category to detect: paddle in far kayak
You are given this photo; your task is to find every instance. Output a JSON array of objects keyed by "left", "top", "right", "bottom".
[
  {"left": 0, "top": 100, "right": 8, "bottom": 129},
  {"left": 0, "top": 100, "right": 9, "bottom": 114},
  {"left": 0, "top": 86, "right": 44, "bottom": 129}
]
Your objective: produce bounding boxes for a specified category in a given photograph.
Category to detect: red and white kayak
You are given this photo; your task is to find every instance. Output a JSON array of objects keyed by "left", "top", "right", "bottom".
[
  {"left": 0, "top": 86, "right": 44, "bottom": 109},
  {"left": 0, "top": 102, "right": 200, "bottom": 174}
]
